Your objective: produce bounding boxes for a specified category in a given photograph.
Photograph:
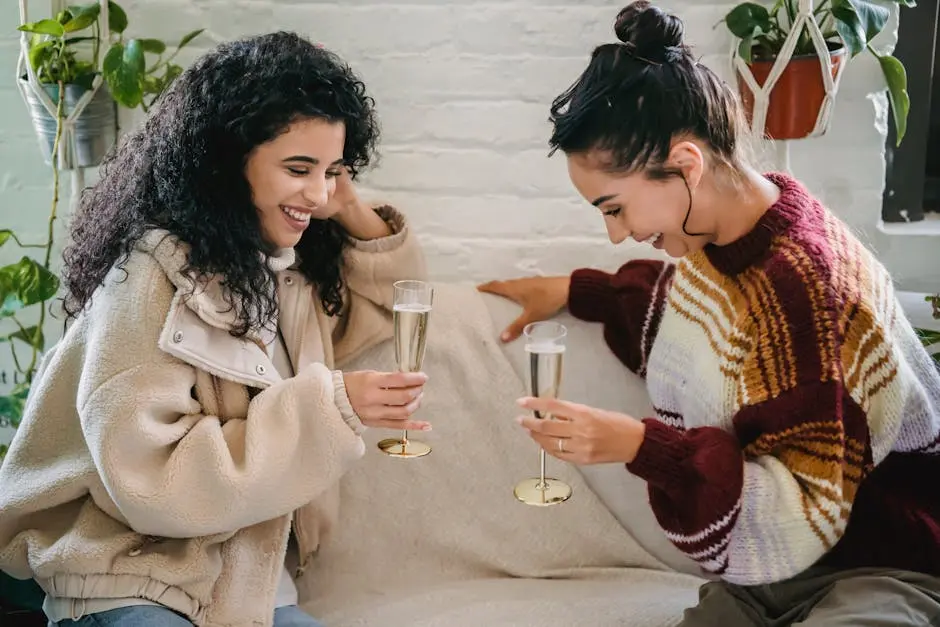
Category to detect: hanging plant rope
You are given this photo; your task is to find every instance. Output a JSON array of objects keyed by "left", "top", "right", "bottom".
[{"left": 729, "top": 0, "right": 846, "bottom": 139}]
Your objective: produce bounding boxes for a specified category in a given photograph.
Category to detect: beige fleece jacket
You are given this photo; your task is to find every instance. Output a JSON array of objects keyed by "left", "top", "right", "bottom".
[{"left": 0, "top": 206, "right": 425, "bottom": 626}]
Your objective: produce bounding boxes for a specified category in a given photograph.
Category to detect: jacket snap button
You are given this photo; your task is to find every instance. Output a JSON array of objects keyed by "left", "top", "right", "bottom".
[
  {"left": 256, "top": 364, "right": 266, "bottom": 375},
  {"left": 172, "top": 331, "right": 183, "bottom": 343},
  {"left": 128, "top": 548, "right": 142, "bottom": 557},
  {"left": 284, "top": 276, "right": 294, "bottom": 285}
]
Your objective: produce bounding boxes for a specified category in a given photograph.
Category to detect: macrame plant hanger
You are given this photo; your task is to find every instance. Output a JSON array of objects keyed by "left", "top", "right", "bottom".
[
  {"left": 16, "top": 0, "right": 112, "bottom": 206},
  {"left": 730, "top": 0, "right": 847, "bottom": 173}
]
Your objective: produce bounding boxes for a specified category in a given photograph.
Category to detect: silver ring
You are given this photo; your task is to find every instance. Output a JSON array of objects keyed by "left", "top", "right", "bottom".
[{"left": 557, "top": 438, "right": 565, "bottom": 453}]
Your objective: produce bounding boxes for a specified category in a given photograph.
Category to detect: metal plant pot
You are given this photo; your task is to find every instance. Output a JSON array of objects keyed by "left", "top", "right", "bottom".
[{"left": 20, "top": 77, "right": 118, "bottom": 169}]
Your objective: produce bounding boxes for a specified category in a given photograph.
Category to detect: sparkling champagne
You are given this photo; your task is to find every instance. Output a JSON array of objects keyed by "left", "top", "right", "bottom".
[
  {"left": 514, "top": 322, "right": 572, "bottom": 506},
  {"left": 394, "top": 304, "right": 431, "bottom": 373},
  {"left": 526, "top": 343, "right": 564, "bottom": 419}
]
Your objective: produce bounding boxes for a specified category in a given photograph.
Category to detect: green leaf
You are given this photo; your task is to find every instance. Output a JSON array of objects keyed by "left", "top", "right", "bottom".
[
  {"left": 0, "top": 444, "right": 7, "bottom": 460},
  {"left": 107, "top": 0, "right": 128, "bottom": 34},
  {"left": 738, "top": 34, "right": 755, "bottom": 63},
  {"left": 831, "top": 0, "right": 867, "bottom": 56},
  {"left": 164, "top": 63, "right": 183, "bottom": 85},
  {"left": 725, "top": 3, "right": 771, "bottom": 39},
  {"left": 8, "top": 326, "right": 44, "bottom": 350},
  {"left": 917, "top": 328, "right": 940, "bottom": 345},
  {"left": 847, "top": 0, "right": 890, "bottom": 41},
  {"left": 18, "top": 19, "right": 66, "bottom": 38},
  {"left": 0, "top": 230, "right": 10, "bottom": 248},
  {"left": 65, "top": 36, "right": 98, "bottom": 44},
  {"left": 3, "top": 257, "right": 59, "bottom": 307},
  {"left": 0, "top": 294, "right": 23, "bottom": 318},
  {"left": 876, "top": 53, "right": 909, "bottom": 145},
  {"left": 103, "top": 40, "right": 145, "bottom": 108},
  {"left": 176, "top": 29, "right": 204, "bottom": 50},
  {"left": 0, "top": 384, "right": 30, "bottom": 429},
  {"left": 142, "top": 75, "right": 162, "bottom": 94},
  {"left": 27, "top": 38, "right": 52, "bottom": 73},
  {"left": 0, "top": 264, "right": 22, "bottom": 318},
  {"left": 139, "top": 38, "right": 166, "bottom": 54},
  {"left": 63, "top": 3, "right": 100, "bottom": 32}
]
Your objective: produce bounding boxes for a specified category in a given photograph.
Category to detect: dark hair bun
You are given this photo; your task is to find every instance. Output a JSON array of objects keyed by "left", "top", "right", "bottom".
[{"left": 614, "top": 1, "right": 686, "bottom": 62}]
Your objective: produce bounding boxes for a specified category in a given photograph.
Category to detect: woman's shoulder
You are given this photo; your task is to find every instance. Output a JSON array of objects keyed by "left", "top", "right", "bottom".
[{"left": 84, "top": 231, "right": 181, "bottom": 326}]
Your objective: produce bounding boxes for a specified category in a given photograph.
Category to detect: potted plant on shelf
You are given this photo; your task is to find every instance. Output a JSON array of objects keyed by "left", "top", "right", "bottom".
[
  {"left": 18, "top": 0, "right": 203, "bottom": 168},
  {"left": 722, "top": 0, "right": 913, "bottom": 144}
]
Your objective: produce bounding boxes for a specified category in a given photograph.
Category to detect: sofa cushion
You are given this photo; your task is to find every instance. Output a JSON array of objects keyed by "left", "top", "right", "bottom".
[
  {"left": 298, "top": 284, "right": 703, "bottom": 626},
  {"left": 480, "top": 291, "right": 706, "bottom": 579}
]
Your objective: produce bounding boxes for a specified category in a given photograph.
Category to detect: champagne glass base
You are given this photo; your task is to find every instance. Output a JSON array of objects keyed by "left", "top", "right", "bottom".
[
  {"left": 377, "top": 438, "right": 431, "bottom": 458},
  {"left": 513, "top": 477, "right": 572, "bottom": 506}
]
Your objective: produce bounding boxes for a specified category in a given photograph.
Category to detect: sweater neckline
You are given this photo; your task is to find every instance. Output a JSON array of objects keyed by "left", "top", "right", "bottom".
[{"left": 703, "top": 172, "right": 810, "bottom": 276}]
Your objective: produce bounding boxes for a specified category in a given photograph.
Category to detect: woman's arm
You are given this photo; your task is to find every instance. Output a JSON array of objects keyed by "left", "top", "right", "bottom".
[
  {"left": 77, "top": 259, "right": 366, "bottom": 539},
  {"left": 567, "top": 260, "right": 675, "bottom": 376},
  {"left": 331, "top": 199, "right": 427, "bottom": 366}
]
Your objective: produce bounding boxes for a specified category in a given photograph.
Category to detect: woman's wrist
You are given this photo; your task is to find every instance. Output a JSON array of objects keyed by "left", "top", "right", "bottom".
[
  {"left": 621, "top": 416, "right": 646, "bottom": 464},
  {"left": 335, "top": 199, "right": 392, "bottom": 240}
]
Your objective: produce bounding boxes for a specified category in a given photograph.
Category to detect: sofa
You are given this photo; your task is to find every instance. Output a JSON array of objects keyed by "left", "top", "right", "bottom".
[{"left": 296, "top": 283, "right": 710, "bottom": 626}]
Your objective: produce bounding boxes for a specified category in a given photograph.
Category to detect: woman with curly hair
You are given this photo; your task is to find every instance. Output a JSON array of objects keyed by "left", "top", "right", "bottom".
[{"left": 0, "top": 32, "right": 427, "bottom": 627}]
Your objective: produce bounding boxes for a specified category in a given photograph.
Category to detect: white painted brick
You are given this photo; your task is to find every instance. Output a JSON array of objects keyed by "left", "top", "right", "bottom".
[
  {"left": 361, "top": 148, "right": 573, "bottom": 196},
  {"left": 360, "top": 192, "right": 609, "bottom": 240},
  {"left": 2, "top": 0, "right": 931, "bottom": 402},
  {"left": 452, "top": 6, "right": 612, "bottom": 57},
  {"left": 379, "top": 101, "right": 550, "bottom": 150},
  {"left": 276, "top": 5, "right": 456, "bottom": 57},
  {"left": 356, "top": 55, "right": 588, "bottom": 103}
]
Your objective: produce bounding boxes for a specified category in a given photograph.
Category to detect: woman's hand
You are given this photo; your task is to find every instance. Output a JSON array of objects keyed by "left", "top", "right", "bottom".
[
  {"left": 343, "top": 370, "right": 430, "bottom": 431},
  {"left": 328, "top": 168, "right": 392, "bottom": 240},
  {"left": 515, "top": 396, "right": 645, "bottom": 465},
  {"left": 477, "top": 276, "right": 570, "bottom": 342}
]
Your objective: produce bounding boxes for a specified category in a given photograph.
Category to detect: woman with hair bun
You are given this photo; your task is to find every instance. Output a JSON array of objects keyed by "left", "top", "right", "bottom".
[
  {"left": 482, "top": 2, "right": 940, "bottom": 624},
  {"left": 0, "top": 32, "right": 427, "bottom": 627}
]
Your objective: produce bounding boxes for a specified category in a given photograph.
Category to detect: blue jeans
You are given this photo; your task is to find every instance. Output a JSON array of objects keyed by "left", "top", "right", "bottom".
[{"left": 50, "top": 604, "right": 324, "bottom": 626}]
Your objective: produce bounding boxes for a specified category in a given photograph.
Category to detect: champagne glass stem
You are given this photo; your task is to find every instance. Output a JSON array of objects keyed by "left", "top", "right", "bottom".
[
  {"left": 401, "top": 429, "right": 409, "bottom": 447},
  {"left": 538, "top": 448, "right": 546, "bottom": 489}
]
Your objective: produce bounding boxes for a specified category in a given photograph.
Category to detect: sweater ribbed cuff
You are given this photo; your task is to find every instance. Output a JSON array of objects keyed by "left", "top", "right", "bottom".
[
  {"left": 567, "top": 269, "right": 615, "bottom": 323},
  {"left": 332, "top": 370, "right": 366, "bottom": 436},
  {"left": 348, "top": 205, "right": 408, "bottom": 254},
  {"left": 626, "top": 418, "right": 690, "bottom": 495}
]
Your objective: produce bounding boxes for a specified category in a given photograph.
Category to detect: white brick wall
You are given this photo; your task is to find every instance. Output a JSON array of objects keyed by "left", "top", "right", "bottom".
[{"left": 0, "top": 1, "right": 935, "bottom": 437}]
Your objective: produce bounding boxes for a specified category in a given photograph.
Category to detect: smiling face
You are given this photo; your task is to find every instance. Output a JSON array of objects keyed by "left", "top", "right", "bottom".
[
  {"left": 244, "top": 117, "right": 346, "bottom": 249},
  {"left": 565, "top": 142, "right": 716, "bottom": 258}
]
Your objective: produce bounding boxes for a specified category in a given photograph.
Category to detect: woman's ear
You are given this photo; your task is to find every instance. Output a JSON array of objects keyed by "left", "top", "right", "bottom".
[{"left": 667, "top": 140, "right": 704, "bottom": 190}]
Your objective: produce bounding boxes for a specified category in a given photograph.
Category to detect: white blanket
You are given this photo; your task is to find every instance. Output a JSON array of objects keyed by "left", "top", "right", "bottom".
[{"left": 298, "top": 284, "right": 703, "bottom": 626}]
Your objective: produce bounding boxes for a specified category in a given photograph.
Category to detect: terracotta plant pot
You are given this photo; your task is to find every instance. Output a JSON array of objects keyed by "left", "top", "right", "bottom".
[{"left": 737, "top": 45, "right": 846, "bottom": 140}]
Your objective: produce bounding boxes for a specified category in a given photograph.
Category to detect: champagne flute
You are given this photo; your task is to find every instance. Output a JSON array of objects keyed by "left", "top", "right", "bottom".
[
  {"left": 378, "top": 280, "right": 433, "bottom": 458},
  {"left": 513, "top": 321, "right": 572, "bottom": 506}
]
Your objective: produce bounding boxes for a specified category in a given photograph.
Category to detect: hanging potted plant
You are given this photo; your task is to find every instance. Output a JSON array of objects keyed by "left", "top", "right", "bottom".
[
  {"left": 18, "top": 0, "right": 203, "bottom": 169},
  {"left": 723, "top": 0, "right": 913, "bottom": 144}
]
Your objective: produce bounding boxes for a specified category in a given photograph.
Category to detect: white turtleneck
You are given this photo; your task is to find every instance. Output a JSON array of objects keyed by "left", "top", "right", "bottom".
[{"left": 269, "top": 250, "right": 301, "bottom": 609}]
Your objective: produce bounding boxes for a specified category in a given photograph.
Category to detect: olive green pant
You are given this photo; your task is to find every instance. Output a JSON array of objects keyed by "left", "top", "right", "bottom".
[{"left": 681, "top": 567, "right": 940, "bottom": 626}]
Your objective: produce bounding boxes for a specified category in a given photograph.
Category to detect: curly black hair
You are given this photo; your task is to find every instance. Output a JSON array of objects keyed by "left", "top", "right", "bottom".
[{"left": 62, "top": 31, "right": 380, "bottom": 336}]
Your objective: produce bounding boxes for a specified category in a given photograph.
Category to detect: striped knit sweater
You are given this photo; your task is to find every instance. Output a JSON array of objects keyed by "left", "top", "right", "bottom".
[{"left": 568, "top": 173, "right": 940, "bottom": 585}]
